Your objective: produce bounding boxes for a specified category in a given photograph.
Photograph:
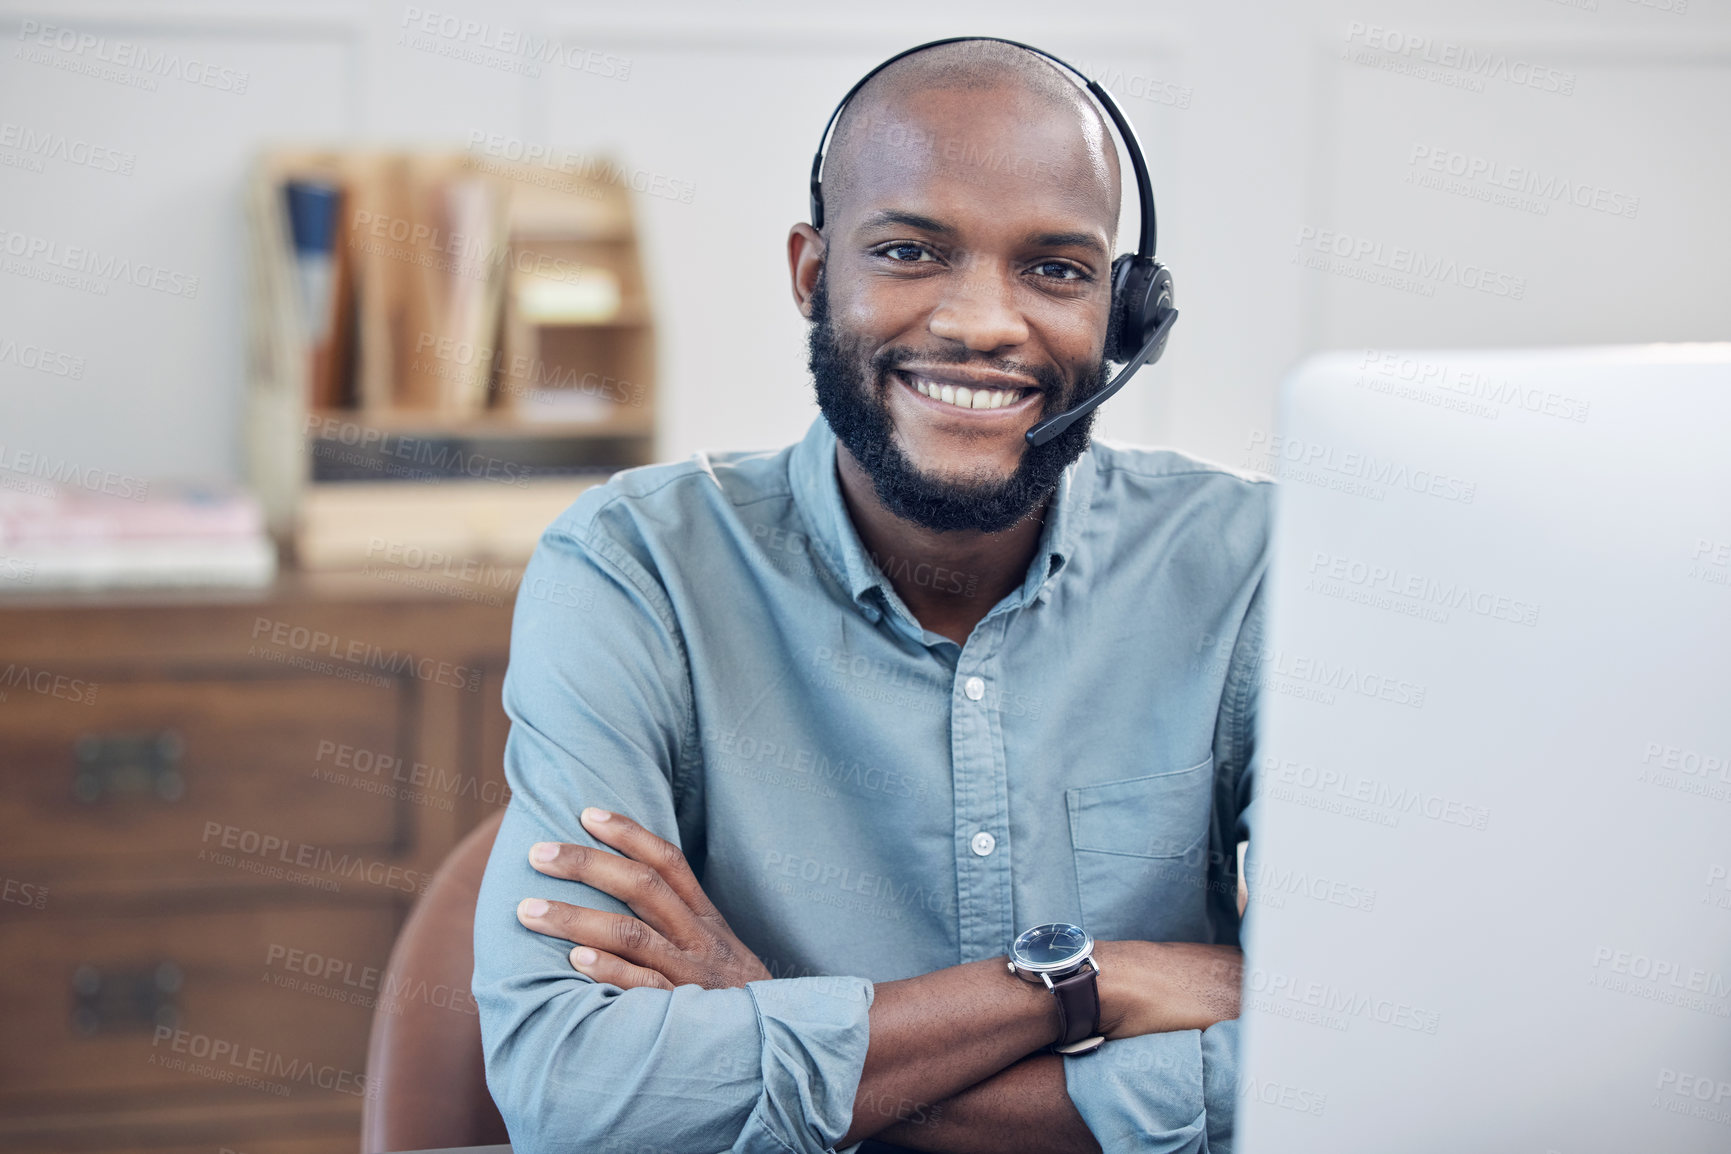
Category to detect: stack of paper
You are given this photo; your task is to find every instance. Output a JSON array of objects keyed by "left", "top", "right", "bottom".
[{"left": 0, "top": 484, "right": 277, "bottom": 591}]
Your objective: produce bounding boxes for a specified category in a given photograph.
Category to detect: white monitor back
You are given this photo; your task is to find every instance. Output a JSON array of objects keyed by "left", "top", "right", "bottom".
[{"left": 1239, "top": 345, "right": 1731, "bottom": 1153}]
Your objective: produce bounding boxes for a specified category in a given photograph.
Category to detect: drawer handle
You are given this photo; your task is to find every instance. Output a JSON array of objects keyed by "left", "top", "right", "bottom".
[
  {"left": 72, "top": 730, "right": 186, "bottom": 804},
  {"left": 70, "top": 960, "right": 184, "bottom": 1035}
]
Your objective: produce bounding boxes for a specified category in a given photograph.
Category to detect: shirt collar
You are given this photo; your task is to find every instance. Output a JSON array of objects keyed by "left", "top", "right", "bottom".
[{"left": 788, "top": 415, "right": 1097, "bottom": 625}]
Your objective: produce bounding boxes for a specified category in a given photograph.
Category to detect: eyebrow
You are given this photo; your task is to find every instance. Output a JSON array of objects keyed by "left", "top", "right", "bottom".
[
  {"left": 857, "top": 211, "right": 1109, "bottom": 258},
  {"left": 1028, "top": 230, "right": 1110, "bottom": 257},
  {"left": 858, "top": 210, "right": 955, "bottom": 235}
]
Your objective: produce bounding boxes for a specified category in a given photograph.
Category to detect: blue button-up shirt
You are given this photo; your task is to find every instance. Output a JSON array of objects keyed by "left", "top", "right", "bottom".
[{"left": 475, "top": 414, "right": 1272, "bottom": 1153}]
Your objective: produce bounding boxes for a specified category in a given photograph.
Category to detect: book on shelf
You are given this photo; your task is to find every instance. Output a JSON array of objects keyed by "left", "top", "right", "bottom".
[
  {"left": 283, "top": 178, "right": 354, "bottom": 409},
  {"left": 435, "top": 175, "right": 512, "bottom": 415}
]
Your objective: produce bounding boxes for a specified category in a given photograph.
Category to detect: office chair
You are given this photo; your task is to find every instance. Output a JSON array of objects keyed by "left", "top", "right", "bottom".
[
  {"left": 358, "top": 807, "right": 922, "bottom": 1154},
  {"left": 361, "top": 807, "right": 510, "bottom": 1152}
]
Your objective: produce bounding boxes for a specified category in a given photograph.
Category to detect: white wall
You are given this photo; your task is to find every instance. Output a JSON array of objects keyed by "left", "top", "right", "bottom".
[{"left": 2, "top": 0, "right": 1726, "bottom": 485}]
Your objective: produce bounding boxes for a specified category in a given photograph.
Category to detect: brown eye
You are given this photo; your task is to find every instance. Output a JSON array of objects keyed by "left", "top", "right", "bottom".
[
  {"left": 880, "top": 243, "right": 936, "bottom": 263},
  {"left": 1032, "top": 260, "right": 1086, "bottom": 281}
]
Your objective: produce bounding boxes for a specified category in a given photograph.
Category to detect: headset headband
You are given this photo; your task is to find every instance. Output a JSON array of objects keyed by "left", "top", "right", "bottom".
[{"left": 808, "top": 36, "right": 1157, "bottom": 261}]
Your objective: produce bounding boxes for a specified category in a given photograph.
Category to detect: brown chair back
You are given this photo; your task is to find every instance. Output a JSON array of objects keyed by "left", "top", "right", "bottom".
[
  {"left": 361, "top": 807, "right": 510, "bottom": 1152},
  {"left": 360, "top": 808, "right": 929, "bottom": 1154}
]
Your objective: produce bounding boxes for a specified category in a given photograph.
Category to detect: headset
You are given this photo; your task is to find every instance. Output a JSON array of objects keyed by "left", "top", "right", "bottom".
[{"left": 808, "top": 35, "right": 1178, "bottom": 447}]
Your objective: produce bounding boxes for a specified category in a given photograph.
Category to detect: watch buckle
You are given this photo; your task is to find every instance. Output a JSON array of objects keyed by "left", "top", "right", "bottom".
[{"left": 1052, "top": 1034, "right": 1105, "bottom": 1056}]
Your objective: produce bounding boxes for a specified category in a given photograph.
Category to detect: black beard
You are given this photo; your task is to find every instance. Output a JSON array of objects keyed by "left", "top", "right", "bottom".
[{"left": 805, "top": 268, "right": 1109, "bottom": 535}]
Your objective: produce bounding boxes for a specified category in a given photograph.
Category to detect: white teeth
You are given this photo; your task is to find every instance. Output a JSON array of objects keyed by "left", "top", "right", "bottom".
[{"left": 909, "top": 374, "right": 1025, "bottom": 411}]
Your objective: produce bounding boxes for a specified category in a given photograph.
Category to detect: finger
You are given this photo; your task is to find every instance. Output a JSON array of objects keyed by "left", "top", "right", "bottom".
[
  {"left": 528, "top": 840, "right": 694, "bottom": 935},
  {"left": 515, "top": 897, "right": 679, "bottom": 971},
  {"left": 568, "top": 944, "right": 674, "bottom": 992},
  {"left": 578, "top": 808, "right": 720, "bottom": 919}
]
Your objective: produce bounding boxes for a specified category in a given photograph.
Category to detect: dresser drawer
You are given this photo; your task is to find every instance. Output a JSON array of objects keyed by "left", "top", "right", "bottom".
[
  {"left": 0, "top": 903, "right": 403, "bottom": 1109},
  {"left": 0, "top": 677, "right": 408, "bottom": 883}
]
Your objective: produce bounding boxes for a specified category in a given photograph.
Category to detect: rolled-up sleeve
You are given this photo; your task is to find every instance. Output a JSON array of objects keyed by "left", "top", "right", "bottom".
[
  {"left": 1062, "top": 1021, "right": 1241, "bottom": 1153},
  {"left": 1061, "top": 570, "right": 1266, "bottom": 1153},
  {"left": 474, "top": 515, "right": 875, "bottom": 1154}
]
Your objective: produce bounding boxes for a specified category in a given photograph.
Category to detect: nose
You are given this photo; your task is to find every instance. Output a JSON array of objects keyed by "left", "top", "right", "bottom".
[{"left": 927, "top": 259, "right": 1029, "bottom": 353}]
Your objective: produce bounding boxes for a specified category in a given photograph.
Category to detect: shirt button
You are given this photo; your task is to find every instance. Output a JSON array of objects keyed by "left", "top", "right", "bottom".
[
  {"left": 964, "top": 676, "right": 985, "bottom": 701},
  {"left": 971, "top": 830, "right": 996, "bottom": 856}
]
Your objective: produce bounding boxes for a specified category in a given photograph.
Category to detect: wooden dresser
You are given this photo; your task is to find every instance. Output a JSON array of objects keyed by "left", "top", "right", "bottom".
[{"left": 0, "top": 572, "right": 515, "bottom": 1153}]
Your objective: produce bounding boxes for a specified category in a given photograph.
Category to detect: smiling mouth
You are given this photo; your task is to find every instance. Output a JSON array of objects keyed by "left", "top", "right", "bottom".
[{"left": 893, "top": 370, "right": 1038, "bottom": 412}]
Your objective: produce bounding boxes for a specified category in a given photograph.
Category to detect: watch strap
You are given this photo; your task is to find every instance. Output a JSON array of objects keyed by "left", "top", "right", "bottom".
[{"left": 1047, "top": 960, "right": 1104, "bottom": 1055}]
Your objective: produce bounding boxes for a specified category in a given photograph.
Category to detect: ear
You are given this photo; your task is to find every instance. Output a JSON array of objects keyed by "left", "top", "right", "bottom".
[{"left": 787, "top": 224, "right": 827, "bottom": 319}]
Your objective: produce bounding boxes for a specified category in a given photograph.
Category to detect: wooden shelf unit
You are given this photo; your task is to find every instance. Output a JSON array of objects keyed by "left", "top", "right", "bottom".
[{"left": 244, "top": 147, "right": 660, "bottom": 565}]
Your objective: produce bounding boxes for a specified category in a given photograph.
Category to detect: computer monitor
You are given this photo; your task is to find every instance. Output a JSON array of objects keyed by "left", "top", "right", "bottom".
[{"left": 1238, "top": 344, "right": 1731, "bottom": 1152}]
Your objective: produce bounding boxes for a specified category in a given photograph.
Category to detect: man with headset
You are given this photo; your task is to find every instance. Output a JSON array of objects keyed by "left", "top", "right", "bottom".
[{"left": 475, "top": 36, "right": 1268, "bottom": 1154}]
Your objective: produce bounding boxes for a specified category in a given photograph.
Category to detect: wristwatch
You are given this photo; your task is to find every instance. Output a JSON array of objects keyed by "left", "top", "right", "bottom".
[{"left": 1007, "top": 922, "right": 1104, "bottom": 1056}]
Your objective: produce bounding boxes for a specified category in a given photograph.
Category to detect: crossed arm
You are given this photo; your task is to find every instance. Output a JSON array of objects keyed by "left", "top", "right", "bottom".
[{"left": 512, "top": 805, "right": 1247, "bottom": 1152}]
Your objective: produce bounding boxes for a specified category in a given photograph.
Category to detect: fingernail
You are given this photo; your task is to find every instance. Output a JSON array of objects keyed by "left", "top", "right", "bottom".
[
  {"left": 531, "top": 842, "right": 559, "bottom": 862},
  {"left": 519, "top": 898, "right": 549, "bottom": 918},
  {"left": 582, "top": 807, "right": 612, "bottom": 824},
  {"left": 573, "top": 947, "right": 598, "bottom": 967}
]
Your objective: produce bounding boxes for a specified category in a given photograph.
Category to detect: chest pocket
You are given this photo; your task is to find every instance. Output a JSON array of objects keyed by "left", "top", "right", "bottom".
[{"left": 1065, "top": 755, "right": 1216, "bottom": 941}]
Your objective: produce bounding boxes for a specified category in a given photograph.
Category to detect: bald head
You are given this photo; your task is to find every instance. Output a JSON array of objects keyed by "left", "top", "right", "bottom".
[{"left": 818, "top": 39, "right": 1121, "bottom": 241}]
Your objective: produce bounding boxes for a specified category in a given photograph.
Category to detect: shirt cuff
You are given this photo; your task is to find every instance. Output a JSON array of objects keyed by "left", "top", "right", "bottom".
[
  {"left": 1062, "top": 1021, "right": 1239, "bottom": 1153},
  {"left": 735, "top": 975, "right": 877, "bottom": 1154}
]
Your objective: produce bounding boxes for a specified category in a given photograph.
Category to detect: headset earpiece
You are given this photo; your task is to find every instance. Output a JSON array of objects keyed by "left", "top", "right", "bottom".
[
  {"left": 1109, "top": 255, "right": 1175, "bottom": 364},
  {"left": 1109, "top": 253, "right": 1130, "bottom": 302}
]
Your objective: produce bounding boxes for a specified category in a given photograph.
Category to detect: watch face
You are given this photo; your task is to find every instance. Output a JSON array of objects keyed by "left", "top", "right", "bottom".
[{"left": 1012, "top": 922, "right": 1090, "bottom": 969}]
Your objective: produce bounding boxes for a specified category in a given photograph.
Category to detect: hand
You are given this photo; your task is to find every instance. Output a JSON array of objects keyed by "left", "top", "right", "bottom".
[
  {"left": 515, "top": 806, "right": 771, "bottom": 992},
  {"left": 1090, "top": 940, "right": 1243, "bottom": 1040}
]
